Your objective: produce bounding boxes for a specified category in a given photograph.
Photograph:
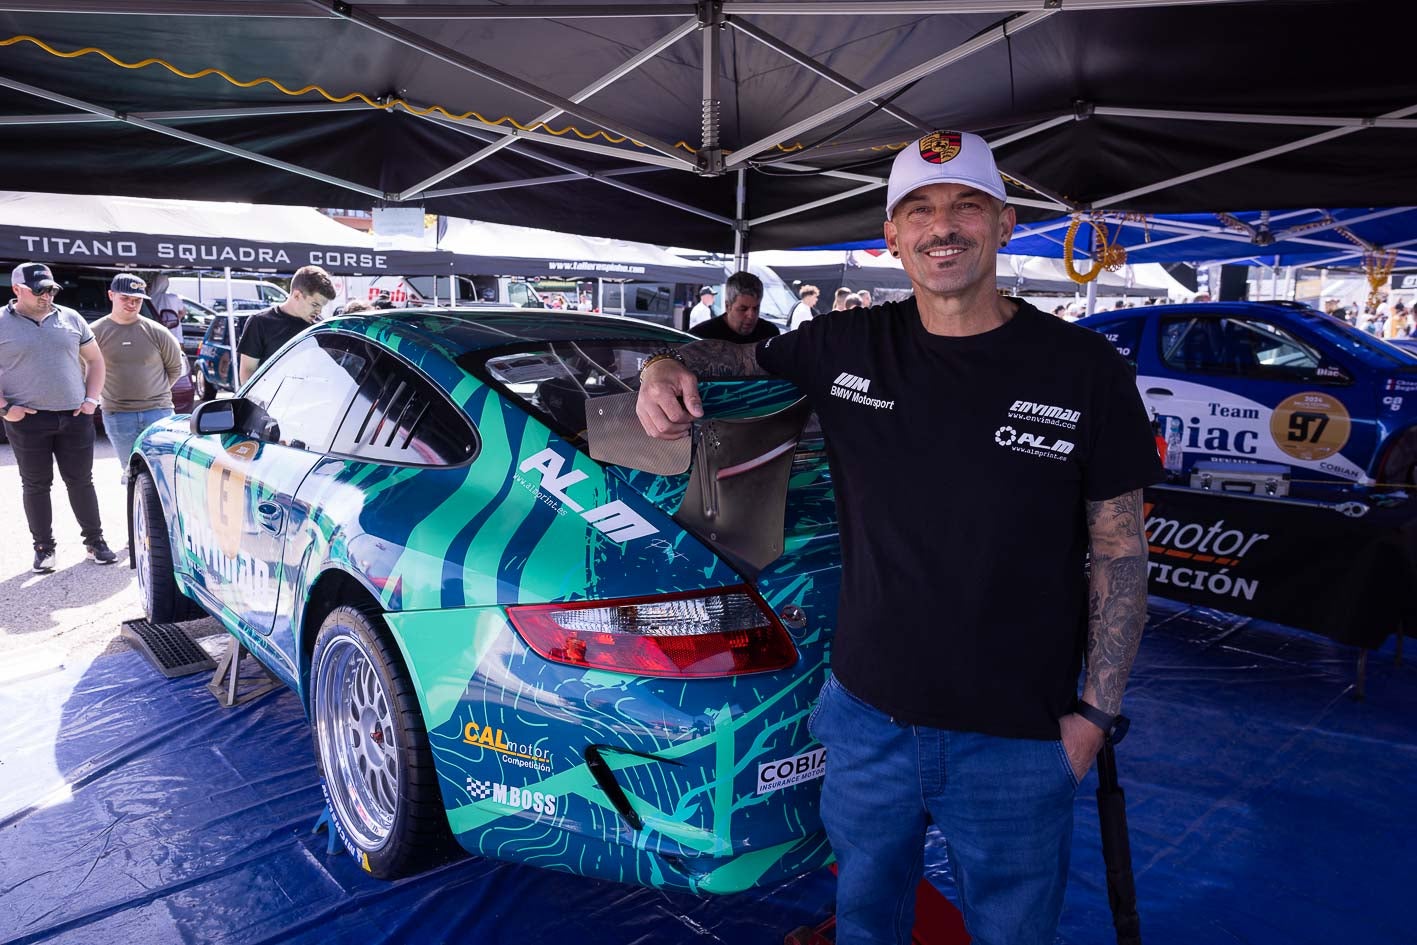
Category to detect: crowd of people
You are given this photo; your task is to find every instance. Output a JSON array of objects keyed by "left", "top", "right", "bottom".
[{"left": 1331, "top": 296, "right": 1415, "bottom": 338}]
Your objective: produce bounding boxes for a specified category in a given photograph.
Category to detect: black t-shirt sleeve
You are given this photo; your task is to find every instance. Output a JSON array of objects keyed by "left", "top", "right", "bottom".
[
  {"left": 1084, "top": 349, "right": 1165, "bottom": 501},
  {"left": 236, "top": 315, "right": 266, "bottom": 360},
  {"left": 755, "top": 314, "right": 822, "bottom": 385}
]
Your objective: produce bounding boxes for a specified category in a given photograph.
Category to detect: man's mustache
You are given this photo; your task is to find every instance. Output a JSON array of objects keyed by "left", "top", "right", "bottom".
[{"left": 914, "top": 234, "right": 975, "bottom": 253}]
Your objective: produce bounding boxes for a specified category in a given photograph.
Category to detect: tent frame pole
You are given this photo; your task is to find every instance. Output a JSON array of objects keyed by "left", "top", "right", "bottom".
[
  {"left": 395, "top": 17, "right": 699, "bottom": 200},
  {"left": 315, "top": 0, "right": 697, "bottom": 169},
  {"left": 733, "top": 168, "right": 748, "bottom": 271},
  {"left": 422, "top": 166, "right": 661, "bottom": 201},
  {"left": 417, "top": 118, "right": 736, "bottom": 226},
  {"left": 724, "top": 10, "right": 1054, "bottom": 168},
  {"left": 1096, "top": 102, "right": 1417, "bottom": 208},
  {"left": 0, "top": 74, "right": 385, "bottom": 198}
]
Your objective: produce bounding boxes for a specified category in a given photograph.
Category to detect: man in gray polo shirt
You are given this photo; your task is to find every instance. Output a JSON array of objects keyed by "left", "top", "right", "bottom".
[{"left": 0, "top": 262, "right": 118, "bottom": 571}]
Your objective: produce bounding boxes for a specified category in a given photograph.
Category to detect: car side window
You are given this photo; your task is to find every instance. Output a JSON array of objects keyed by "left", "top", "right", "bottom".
[
  {"left": 1161, "top": 316, "right": 1326, "bottom": 380},
  {"left": 207, "top": 319, "right": 227, "bottom": 344},
  {"left": 243, "top": 335, "right": 370, "bottom": 452},
  {"left": 1089, "top": 318, "right": 1142, "bottom": 370},
  {"left": 331, "top": 348, "right": 478, "bottom": 466}
]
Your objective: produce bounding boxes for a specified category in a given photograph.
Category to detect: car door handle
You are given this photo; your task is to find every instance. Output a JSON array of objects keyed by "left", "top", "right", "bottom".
[
  {"left": 256, "top": 501, "right": 285, "bottom": 534},
  {"left": 1145, "top": 387, "right": 1174, "bottom": 397}
]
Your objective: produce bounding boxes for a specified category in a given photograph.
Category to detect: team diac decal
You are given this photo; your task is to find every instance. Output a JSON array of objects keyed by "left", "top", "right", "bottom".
[
  {"left": 1268, "top": 392, "right": 1351, "bottom": 462},
  {"left": 465, "top": 777, "right": 558, "bottom": 816},
  {"left": 516, "top": 447, "right": 659, "bottom": 543},
  {"left": 462, "top": 721, "right": 553, "bottom": 773},
  {"left": 918, "top": 131, "right": 962, "bottom": 164},
  {"left": 757, "top": 747, "right": 827, "bottom": 795}
]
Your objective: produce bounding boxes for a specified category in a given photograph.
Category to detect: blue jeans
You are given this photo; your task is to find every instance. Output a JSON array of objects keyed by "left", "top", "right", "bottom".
[
  {"left": 105, "top": 407, "right": 173, "bottom": 477},
  {"left": 809, "top": 675, "right": 1078, "bottom": 945}
]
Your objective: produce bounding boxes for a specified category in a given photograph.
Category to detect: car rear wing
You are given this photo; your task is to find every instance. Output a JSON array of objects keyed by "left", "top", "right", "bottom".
[{"left": 586, "top": 390, "right": 812, "bottom": 576}]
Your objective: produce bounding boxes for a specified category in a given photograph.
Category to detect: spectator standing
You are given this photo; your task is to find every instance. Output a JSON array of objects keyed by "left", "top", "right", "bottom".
[
  {"left": 637, "top": 130, "right": 1159, "bottom": 943},
  {"left": 843, "top": 293, "right": 864, "bottom": 310},
  {"left": 858, "top": 289, "right": 873, "bottom": 308},
  {"left": 688, "top": 286, "right": 717, "bottom": 329},
  {"left": 832, "top": 286, "right": 853, "bottom": 311},
  {"left": 148, "top": 272, "right": 185, "bottom": 345},
  {"left": 0, "top": 262, "right": 117, "bottom": 570},
  {"left": 688, "top": 271, "right": 780, "bottom": 343},
  {"left": 789, "top": 284, "right": 820, "bottom": 330},
  {"left": 90, "top": 274, "right": 184, "bottom": 483},
  {"left": 236, "top": 265, "right": 335, "bottom": 384}
]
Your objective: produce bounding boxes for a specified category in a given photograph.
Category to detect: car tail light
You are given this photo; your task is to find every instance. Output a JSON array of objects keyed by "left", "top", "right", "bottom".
[
  {"left": 195, "top": 341, "right": 203, "bottom": 356},
  {"left": 507, "top": 588, "right": 797, "bottom": 678}
]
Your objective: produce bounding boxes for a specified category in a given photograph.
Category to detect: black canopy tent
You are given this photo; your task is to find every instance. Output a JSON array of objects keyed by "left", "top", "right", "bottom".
[{"left": 0, "top": 1, "right": 1413, "bottom": 256}]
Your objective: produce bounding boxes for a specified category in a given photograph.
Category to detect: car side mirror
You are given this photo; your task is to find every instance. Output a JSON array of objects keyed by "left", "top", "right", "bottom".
[{"left": 190, "top": 399, "right": 238, "bottom": 435}]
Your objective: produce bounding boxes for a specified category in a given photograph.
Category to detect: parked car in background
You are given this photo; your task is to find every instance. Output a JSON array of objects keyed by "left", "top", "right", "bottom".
[
  {"left": 192, "top": 313, "right": 250, "bottom": 401},
  {"left": 1078, "top": 301, "right": 1417, "bottom": 485},
  {"left": 179, "top": 296, "right": 217, "bottom": 364},
  {"left": 128, "top": 307, "right": 835, "bottom": 892}
]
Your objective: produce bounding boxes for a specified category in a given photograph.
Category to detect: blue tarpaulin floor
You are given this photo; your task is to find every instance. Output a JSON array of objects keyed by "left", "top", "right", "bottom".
[{"left": 1, "top": 600, "right": 1412, "bottom": 945}]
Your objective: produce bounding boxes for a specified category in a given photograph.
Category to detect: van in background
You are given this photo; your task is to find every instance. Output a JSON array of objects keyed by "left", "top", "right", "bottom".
[
  {"left": 335, "top": 274, "right": 541, "bottom": 309},
  {"left": 165, "top": 274, "right": 287, "bottom": 311}
]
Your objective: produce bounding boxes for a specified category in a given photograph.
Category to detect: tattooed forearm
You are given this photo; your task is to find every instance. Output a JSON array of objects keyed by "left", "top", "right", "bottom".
[
  {"left": 1084, "top": 489, "right": 1148, "bottom": 715},
  {"left": 677, "top": 340, "right": 767, "bottom": 378}
]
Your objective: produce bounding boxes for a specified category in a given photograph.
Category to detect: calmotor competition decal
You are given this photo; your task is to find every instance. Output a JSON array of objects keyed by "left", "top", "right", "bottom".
[{"left": 207, "top": 440, "right": 258, "bottom": 557}]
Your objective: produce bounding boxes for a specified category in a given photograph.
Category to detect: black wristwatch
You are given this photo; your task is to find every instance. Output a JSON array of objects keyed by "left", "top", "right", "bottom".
[{"left": 1075, "top": 699, "right": 1122, "bottom": 738}]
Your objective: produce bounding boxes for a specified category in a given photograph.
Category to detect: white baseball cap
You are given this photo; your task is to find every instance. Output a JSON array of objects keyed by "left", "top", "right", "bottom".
[{"left": 885, "top": 130, "right": 1006, "bottom": 219}]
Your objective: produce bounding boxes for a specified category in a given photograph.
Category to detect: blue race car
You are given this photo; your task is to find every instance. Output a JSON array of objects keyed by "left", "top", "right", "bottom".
[
  {"left": 1079, "top": 301, "right": 1417, "bottom": 485},
  {"left": 127, "top": 308, "right": 837, "bottom": 893}
]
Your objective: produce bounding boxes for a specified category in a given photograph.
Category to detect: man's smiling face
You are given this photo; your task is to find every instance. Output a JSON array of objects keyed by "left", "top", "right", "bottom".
[{"left": 884, "top": 182, "right": 1015, "bottom": 300}]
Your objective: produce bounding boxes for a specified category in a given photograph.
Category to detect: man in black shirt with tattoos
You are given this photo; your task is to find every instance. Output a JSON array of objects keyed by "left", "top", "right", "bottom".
[{"left": 637, "top": 131, "right": 1160, "bottom": 945}]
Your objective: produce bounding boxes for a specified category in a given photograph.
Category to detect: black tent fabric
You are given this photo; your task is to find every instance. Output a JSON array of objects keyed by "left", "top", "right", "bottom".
[{"left": 0, "top": 1, "right": 1412, "bottom": 252}]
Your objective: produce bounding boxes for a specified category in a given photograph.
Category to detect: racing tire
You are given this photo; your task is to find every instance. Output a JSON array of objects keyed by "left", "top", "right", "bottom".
[
  {"left": 310, "top": 605, "right": 458, "bottom": 879},
  {"left": 131, "top": 470, "right": 206, "bottom": 623}
]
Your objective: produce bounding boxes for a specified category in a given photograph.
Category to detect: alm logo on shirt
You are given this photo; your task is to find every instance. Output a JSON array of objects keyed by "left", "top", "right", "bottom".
[
  {"left": 830, "top": 371, "right": 895, "bottom": 411},
  {"left": 995, "top": 425, "right": 1075, "bottom": 462}
]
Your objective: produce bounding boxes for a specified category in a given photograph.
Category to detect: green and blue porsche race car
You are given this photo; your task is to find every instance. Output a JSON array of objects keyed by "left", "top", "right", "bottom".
[{"left": 126, "top": 308, "right": 838, "bottom": 894}]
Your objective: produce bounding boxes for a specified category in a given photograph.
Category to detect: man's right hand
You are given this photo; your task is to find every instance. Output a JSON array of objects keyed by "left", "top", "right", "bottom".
[
  {"left": 2, "top": 404, "right": 36, "bottom": 423},
  {"left": 636, "top": 358, "right": 704, "bottom": 440}
]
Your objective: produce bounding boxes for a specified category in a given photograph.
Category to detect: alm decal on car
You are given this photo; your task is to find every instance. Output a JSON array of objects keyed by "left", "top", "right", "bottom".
[
  {"left": 757, "top": 747, "right": 827, "bottom": 794},
  {"left": 516, "top": 447, "right": 658, "bottom": 542},
  {"left": 184, "top": 439, "right": 271, "bottom": 591},
  {"left": 465, "top": 778, "right": 558, "bottom": 816},
  {"left": 462, "top": 721, "right": 553, "bottom": 773}
]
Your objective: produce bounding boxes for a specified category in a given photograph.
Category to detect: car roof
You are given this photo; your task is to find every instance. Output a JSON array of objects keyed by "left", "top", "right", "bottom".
[
  {"left": 322, "top": 306, "right": 690, "bottom": 354},
  {"left": 1079, "top": 301, "right": 1335, "bottom": 324}
]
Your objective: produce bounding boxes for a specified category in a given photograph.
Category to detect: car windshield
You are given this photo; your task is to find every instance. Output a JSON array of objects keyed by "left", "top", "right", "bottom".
[
  {"left": 1304, "top": 314, "right": 1417, "bottom": 366},
  {"left": 472, "top": 340, "right": 666, "bottom": 446}
]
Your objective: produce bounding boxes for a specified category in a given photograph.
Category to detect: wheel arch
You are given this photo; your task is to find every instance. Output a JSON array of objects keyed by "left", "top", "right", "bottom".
[
  {"left": 1375, "top": 423, "right": 1417, "bottom": 484},
  {"left": 297, "top": 566, "right": 392, "bottom": 704}
]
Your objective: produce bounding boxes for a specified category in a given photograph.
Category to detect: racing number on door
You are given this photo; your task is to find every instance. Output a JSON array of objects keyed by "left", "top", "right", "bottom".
[
  {"left": 1269, "top": 392, "right": 1351, "bottom": 462},
  {"left": 1287, "top": 411, "right": 1330, "bottom": 444}
]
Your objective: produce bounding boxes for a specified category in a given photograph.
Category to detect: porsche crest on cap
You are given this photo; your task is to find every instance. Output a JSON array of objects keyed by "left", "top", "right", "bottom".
[{"left": 918, "top": 131, "right": 962, "bottom": 165}]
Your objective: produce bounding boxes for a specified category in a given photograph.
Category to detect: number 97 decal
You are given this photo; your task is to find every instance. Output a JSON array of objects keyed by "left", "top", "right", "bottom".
[{"left": 1269, "top": 392, "right": 1351, "bottom": 461}]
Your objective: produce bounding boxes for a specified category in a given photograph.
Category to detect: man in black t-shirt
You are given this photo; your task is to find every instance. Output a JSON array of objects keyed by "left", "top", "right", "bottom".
[
  {"left": 688, "top": 271, "right": 780, "bottom": 343},
  {"left": 638, "top": 131, "right": 1161, "bottom": 943},
  {"left": 236, "top": 265, "right": 335, "bottom": 384}
]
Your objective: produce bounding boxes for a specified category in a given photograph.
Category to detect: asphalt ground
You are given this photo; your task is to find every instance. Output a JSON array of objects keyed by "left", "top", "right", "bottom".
[{"left": 0, "top": 435, "right": 225, "bottom": 681}]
